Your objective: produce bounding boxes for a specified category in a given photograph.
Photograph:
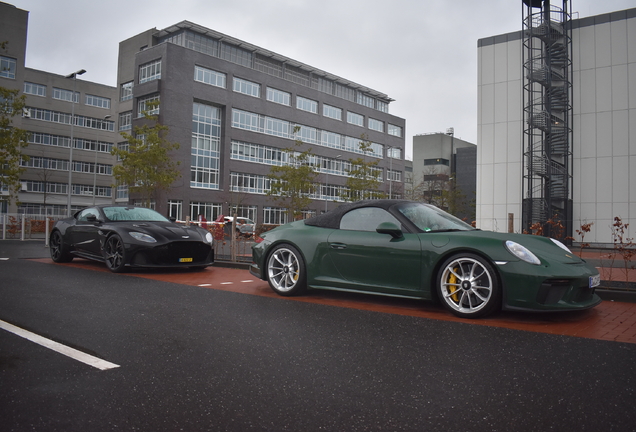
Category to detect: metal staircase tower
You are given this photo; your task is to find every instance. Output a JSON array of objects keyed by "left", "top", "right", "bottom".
[{"left": 522, "top": 0, "right": 573, "bottom": 239}]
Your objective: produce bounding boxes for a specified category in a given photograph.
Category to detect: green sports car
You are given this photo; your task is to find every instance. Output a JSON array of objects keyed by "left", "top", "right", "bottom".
[{"left": 250, "top": 200, "right": 601, "bottom": 318}]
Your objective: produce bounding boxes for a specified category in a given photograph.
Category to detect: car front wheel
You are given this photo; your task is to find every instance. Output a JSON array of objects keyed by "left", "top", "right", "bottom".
[
  {"left": 437, "top": 253, "right": 501, "bottom": 318},
  {"left": 103, "top": 234, "right": 127, "bottom": 273},
  {"left": 50, "top": 230, "right": 73, "bottom": 263},
  {"left": 266, "top": 244, "right": 306, "bottom": 296}
]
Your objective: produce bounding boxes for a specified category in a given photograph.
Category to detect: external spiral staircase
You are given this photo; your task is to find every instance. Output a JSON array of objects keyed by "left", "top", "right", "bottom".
[{"left": 522, "top": 0, "right": 573, "bottom": 238}]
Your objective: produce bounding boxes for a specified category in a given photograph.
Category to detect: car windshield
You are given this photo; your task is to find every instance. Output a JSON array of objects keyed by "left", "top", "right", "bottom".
[
  {"left": 396, "top": 202, "right": 475, "bottom": 232},
  {"left": 103, "top": 207, "right": 169, "bottom": 222}
]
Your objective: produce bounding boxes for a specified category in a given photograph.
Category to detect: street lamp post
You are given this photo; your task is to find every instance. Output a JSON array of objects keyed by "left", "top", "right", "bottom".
[
  {"left": 446, "top": 127, "right": 454, "bottom": 178},
  {"left": 65, "top": 69, "right": 86, "bottom": 216},
  {"left": 93, "top": 115, "right": 111, "bottom": 205},
  {"left": 325, "top": 155, "right": 341, "bottom": 213},
  {"left": 387, "top": 147, "right": 394, "bottom": 199}
]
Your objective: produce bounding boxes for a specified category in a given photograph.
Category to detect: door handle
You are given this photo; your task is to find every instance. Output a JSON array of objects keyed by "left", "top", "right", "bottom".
[{"left": 329, "top": 243, "right": 347, "bottom": 250}]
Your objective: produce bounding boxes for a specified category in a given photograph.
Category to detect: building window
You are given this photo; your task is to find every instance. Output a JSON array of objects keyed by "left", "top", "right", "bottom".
[
  {"left": 53, "top": 87, "right": 79, "bottom": 103},
  {"left": 191, "top": 103, "right": 221, "bottom": 189},
  {"left": 194, "top": 65, "right": 226, "bottom": 88},
  {"left": 263, "top": 207, "right": 288, "bottom": 225},
  {"left": 189, "top": 202, "right": 222, "bottom": 222},
  {"left": 24, "top": 82, "right": 46, "bottom": 97},
  {"left": 139, "top": 59, "right": 161, "bottom": 84},
  {"left": 266, "top": 87, "right": 291, "bottom": 106},
  {"left": 221, "top": 44, "right": 252, "bottom": 68},
  {"left": 138, "top": 95, "right": 159, "bottom": 117},
  {"left": 335, "top": 84, "right": 355, "bottom": 102},
  {"left": 119, "top": 111, "right": 132, "bottom": 131},
  {"left": 388, "top": 124, "right": 402, "bottom": 137},
  {"left": 85, "top": 94, "right": 111, "bottom": 109},
  {"left": 120, "top": 81, "right": 133, "bottom": 101},
  {"left": 233, "top": 77, "right": 261, "bottom": 98},
  {"left": 229, "top": 205, "right": 258, "bottom": 223},
  {"left": 0, "top": 56, "right": 16, "bottom": 79},
  {"left": 368, "top": 118, "right": 384, "bottom": 133},
  {"left": 116, "top": 185, "right": 129, "bottom": 200},
  {"left": 167, "top": 200, "right": 182, "bottom": 221},
  {"left": 323, "top": 104, "right": 342, "bottom": 121},
  {"left": 387, "top": 147, "right": 401, "bottom": 159},
  {"left": 387, "top": 169, "right": 402, "bottom": 182},
  {"left": 377, "top": 101, "right": 389, "bottom": 113},
  {"left": 254, "top": 54, "right": 283, "bottom": 78},
  {"left": 347, "top": 111, "right": 364, "bottom": 127},
  {"left": 424, "top": 158, "right": 449, "bottom": 166},
  {"left": 296, "top": 96, "right": 318, "bottom": 114},
  {"left": 357, "top": 93, "right": 375, "bottom": 108},
  {"left": 26, "top": 107, "right": 114, "bottom": 131},
  {"left": 231, "top": 140, "right": 287, "bottom": 166},
  {"left": 230, "top": 172, "right": 271, "bottom": 195}
]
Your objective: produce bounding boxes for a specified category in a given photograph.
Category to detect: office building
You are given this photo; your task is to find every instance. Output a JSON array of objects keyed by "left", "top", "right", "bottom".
[{"left": 117, "top": 21, "right": 406, "bottom": 224}]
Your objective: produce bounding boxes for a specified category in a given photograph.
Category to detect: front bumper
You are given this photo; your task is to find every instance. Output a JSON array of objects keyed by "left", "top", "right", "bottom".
[{"left": 498, "top": 260, "right": 602, "bottom": 312}]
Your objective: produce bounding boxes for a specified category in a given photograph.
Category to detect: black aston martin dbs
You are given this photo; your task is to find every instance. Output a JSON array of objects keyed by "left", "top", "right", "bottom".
[{"left": 49, "top": 205, "right": 214, "bottom": 272}]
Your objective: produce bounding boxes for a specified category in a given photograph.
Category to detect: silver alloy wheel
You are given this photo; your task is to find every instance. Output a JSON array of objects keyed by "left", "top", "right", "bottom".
[
  {"left": 267, "top": 247, "right": 301, "bottom": 293},
  {"left": 439, "top": 256, "right": 494, "bottom": 315}
]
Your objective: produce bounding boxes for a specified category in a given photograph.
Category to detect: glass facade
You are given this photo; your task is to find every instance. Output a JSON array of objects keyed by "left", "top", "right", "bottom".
[{"left": 191, "top": 103, "right": 221, "bottom": 189}]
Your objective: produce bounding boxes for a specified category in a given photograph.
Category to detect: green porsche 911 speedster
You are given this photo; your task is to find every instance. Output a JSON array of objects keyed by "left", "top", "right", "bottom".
[{"left": 250, "top": 200, "right": 601, "bottom": 318}]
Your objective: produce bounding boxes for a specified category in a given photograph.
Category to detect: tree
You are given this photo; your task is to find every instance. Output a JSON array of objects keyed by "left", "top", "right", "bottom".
[
  {"left": 342, "top": 134, "right": 385, "bottom": 202},
  {"left": 267, "top": 127, "right": 318, "bottom": 221},
  {"left": 0, "top": 86, "right": 30, "bottom": 206},
  {"left": 111, "top": 101, "right": 181, "bottom": 208}
]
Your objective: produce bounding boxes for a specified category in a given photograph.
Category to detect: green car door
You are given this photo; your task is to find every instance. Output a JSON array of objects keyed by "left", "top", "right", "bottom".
[{"left": 325, "top": 206, "right": 422, "bottom": 296}]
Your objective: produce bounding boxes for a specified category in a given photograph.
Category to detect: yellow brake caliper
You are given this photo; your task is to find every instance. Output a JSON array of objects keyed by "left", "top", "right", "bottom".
[{"left": 448, "top": 267, "right": 459, "bottom": 302}]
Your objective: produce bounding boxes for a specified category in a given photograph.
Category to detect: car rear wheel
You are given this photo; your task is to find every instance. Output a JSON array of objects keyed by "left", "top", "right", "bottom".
[
  {"left": 104, "top": 234, "right": 127, "bottom": 273},
  {"left": 49, "top": 230, "right": 73, "bottom": 263},
  {"left": 266, "top": 244, "right": 306, "bottom": 296},
  {"left": 437, "top": 253, "right": 501, "bottom": 318}
]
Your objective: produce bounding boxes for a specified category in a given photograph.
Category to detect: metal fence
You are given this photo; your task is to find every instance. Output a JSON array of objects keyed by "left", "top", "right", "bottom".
[
  {"left": 0, "top": 213, "right": 255, "bottom": 263},
  {"left": 0, "top": 214, "right": 58, "bottom": 242}
]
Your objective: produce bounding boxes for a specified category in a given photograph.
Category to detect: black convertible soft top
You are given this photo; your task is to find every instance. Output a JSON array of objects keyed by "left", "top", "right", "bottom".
[{"left": 304, "top": 199, "right": 409, "bottom": 229}]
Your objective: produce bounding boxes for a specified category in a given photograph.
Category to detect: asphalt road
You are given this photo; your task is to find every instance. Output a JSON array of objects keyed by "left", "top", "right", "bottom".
[{"left": 1, "top": 241, "right": 635, "bottom": 432}]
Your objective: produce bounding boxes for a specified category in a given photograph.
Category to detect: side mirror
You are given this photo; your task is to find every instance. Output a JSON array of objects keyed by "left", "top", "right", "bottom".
[
  {"left": 169, "top": 216, "right": 177, "bottom": 222},
  {"left": 376, "top": 222, "right": 403, "bottom": 239},
  {"left": 86, "top": 214, "right": 98, "bottom": 222}
]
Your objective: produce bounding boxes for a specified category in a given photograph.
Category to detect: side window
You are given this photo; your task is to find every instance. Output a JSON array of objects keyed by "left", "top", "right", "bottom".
[
  {"left": 77, "top": 208, "right": 100, "bottom": 222},
  {"left": 339, "top": 207, "right": 401, "bottom": 232}
]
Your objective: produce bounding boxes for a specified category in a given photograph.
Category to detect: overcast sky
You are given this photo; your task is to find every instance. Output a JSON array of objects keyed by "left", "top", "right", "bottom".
[{"left": 9, "top": 0, "right": 635, "bottom": 158}]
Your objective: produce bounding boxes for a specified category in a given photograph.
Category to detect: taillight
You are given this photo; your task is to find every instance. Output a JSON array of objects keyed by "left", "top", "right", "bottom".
[{"left": 254, "top": 235, "right": 263, "bottom": 243}]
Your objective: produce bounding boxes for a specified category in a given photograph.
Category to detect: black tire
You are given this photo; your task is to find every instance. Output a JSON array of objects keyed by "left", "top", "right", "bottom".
[
  {"left": 103, "top": 234, "right": 127, "bottom": 273},
  {"left": 49, "top": 230, "right": 73, "bottom": 263},
  {"left": 266, "top": 244, "right": 307, "bottom": 296},
  {"left": 437, "top": 253, "right": 501, "bottom": 318}
]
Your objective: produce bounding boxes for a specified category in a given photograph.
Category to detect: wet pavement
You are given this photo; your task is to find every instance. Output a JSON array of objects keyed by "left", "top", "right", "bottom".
[{"left": 30, "top": 256, "right": 636, "bottom": 345}]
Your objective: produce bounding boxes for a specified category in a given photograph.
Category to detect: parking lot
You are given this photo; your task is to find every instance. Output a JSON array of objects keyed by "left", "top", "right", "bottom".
[{"left": 1, "top": 240, "right": 635, "bottom": 431}]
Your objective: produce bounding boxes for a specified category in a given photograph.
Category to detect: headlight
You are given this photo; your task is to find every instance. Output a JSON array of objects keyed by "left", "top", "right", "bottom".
[
  {"left": 205, "top": 232, "right": 213, "bottom": 244},
  {"left": 129, "top": 232, "right": 157, "bottom": 243},
  {"left": 505, "top": 240, "right": 541, "bottom": 265},
  {"left": 550, "top": 238, "right": 572, "bottom": 253}
]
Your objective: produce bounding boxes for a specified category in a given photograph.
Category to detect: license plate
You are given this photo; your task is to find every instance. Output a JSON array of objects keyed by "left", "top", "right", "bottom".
[
  {"left": 179, "top": 258, "right": 193, "bottom": 263},
  {"left": 589, "top": 274, "right": 600, "bottom": 288}
]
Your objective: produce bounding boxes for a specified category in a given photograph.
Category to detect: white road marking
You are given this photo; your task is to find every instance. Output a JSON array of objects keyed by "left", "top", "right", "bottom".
[
  {"left": 0, "top": 320, "right": 120, "bottom": 371},
  {"left": 220, "top": 282, "right": 233, "bottom": 285},
  {"left": 241, "top": 280, "right": 254, "bottom": 283},
  {"left": 198, "top": 283, "right": 212, "bottom": 286},
  {"left": 0, "top": 258, "right": 9, "bottom": 261}
]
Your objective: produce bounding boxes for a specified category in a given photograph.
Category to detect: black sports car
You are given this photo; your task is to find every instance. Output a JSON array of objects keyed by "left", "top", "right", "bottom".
[{"left": 49, "top": 205, "right": 215, "bottom": 272}]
